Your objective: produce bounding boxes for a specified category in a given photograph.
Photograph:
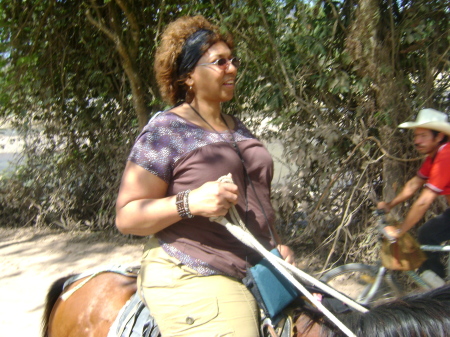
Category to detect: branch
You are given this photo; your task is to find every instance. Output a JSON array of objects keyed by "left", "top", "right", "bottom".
[
  {"left": 367, "top": 136, "right": 422, "bottom": 162},
  {"left": 85, "top": 0, "right": 147, "bottom": 129},
  {"left": 310, "top": 136, "right": 422, "bottom": 217},
  {"left": 85, "top": 1, "right": 131, "bottom": 70},
  {"left": 12, "top": 0, "right": 46, "bottom": 42},
  {"left": 115, "top": 0, "right": 140, "bottom": 59},
  {"left": 325, "top": 0, "right": 346, "bottom": 35},
  {"left": 85, "top": 3, "right": 116, "bottom": 41},
  {"left": 256, "top": 0, "right": 297, "bottom": 99},
  {"left": 154, "top": 0, "right": 166, "bottom": 46},
  {"left": 321, "top": 164, "right": 370, "bottom": 272}
]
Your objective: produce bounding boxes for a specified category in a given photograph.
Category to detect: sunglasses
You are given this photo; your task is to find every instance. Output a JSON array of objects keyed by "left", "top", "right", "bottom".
[{"left": 197, "top": 57, "right": 241, "bottom": 69}]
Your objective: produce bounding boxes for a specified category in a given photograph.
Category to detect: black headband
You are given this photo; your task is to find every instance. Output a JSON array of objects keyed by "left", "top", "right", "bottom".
[{"left": 177, "top": 29, "right": 214, "bottom": 78}]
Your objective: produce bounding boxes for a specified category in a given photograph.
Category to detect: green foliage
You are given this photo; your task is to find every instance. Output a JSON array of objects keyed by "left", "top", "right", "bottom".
[
  {"left": 0, "top": 0, "right": 449, "bottom": 268},
  {"left": 221, "top": 0, "right": 449, "bottom": 264}
]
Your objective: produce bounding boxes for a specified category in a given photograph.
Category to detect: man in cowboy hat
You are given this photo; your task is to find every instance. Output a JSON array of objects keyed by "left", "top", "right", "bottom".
[{"left": 378, "top": 108, "right": 450, "bottom": 285}]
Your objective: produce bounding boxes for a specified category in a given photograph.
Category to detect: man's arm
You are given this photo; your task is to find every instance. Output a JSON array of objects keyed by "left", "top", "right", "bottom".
[
  {"left": 383, "top": 187, "right": 438, "bottom": 238},
  {"left": 378, "top": 176, "right": 426, "bottom": 212},
  {"left": 398, "top": 187, "right": 439, "bottom": 234}
]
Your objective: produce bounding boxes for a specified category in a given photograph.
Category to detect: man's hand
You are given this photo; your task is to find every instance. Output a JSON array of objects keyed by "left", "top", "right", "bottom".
[
  {"left": 377, "top": 201, "right": 391, "bottom": 213},
  {"left": 383, "top": 225, "right": 403, "bottom": 239}
]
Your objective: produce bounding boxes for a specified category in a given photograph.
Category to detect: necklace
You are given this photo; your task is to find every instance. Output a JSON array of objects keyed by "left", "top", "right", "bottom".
[
  {"left": 187, "top": 103, "right": 277, "bottom": 236},
  {"left": 188, "top": 102, "right": 248, "bottom": 213},
  {"left": 188, "top": 104, "right": 277, "bottom": 243},
  {"left": 187, "top": 103, "right": 276, "bottom": 241},
  {"left": 188, "top": 103, "right": 241, "bottom": 156}
]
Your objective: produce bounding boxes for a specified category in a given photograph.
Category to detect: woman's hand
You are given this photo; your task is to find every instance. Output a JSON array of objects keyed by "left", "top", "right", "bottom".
[
  {"left": 277, "top": 244, "right": 296, "bottom": 265},
  {"left": 188, "top": 181, "right": 239, "bottom": 218}
]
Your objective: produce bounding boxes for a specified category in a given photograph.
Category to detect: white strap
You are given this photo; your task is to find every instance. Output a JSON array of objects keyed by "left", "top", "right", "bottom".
[{"left": 211, "top": 174, "right": 365, "bottom": 337}]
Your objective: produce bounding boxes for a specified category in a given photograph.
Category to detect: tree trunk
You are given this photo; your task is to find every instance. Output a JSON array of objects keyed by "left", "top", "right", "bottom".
[
  {"left": 86, "top": 0, "right": 149, "bottom": 130},
  {"left": 345, "top": 0, "right": 413, "bottom": 217},
  {"left": 126, "top": 66, "right": 149, "bottom": 129}
]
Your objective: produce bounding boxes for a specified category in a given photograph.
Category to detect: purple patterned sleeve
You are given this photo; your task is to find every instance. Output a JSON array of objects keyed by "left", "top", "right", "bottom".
[{"left": 127, "top": 113, "right": 184, "bottom": 183}]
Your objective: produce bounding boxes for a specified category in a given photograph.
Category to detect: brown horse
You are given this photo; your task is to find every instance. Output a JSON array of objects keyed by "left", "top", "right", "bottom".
[
  {"left": 42, "top": 270, "right": 325, "bottom": 337},
  {"left": 43, "top": 272, "right": 137, "bottom": 337},
  {"left": 42, "top": 270, "right": 450, "bottom": 337}
]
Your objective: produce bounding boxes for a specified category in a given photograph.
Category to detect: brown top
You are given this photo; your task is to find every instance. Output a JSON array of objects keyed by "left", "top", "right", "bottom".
[{"left": 129, "top": 112, "right": 275, "bottom": 279}]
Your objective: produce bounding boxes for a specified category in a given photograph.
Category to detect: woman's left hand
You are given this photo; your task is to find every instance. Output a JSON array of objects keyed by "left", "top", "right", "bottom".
[{"left": 277, "top": 244, "right": 296, "bottom": 265}]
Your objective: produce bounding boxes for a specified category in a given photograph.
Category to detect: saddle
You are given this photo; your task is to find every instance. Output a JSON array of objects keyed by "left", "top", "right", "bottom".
[
  {"left": 63, "top": 266, "right": 349, "bottom": 337},
  {"left": 108, "top": 292, "right": 160, "bottom": 337}
]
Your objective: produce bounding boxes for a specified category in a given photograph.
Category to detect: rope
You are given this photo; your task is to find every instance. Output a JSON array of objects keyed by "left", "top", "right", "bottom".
[
  {"left": 60, "top": 265, "right": 138, "bottom": 301},
  {"left": 61, "top": 273, "right": 100, "bottom": 301},
  {"left": 212, "top": 174, "right": 366, "bottom": 337}
]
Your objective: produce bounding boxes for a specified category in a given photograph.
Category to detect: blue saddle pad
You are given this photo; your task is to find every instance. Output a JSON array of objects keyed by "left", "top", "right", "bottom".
[{"left": 111, "top": 292, "right": 160, "bottom": 337}]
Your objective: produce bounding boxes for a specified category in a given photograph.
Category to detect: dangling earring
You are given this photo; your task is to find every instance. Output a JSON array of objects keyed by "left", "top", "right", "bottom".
[{"left": 186, "top": 85, "right": 194, "bottom": 103}]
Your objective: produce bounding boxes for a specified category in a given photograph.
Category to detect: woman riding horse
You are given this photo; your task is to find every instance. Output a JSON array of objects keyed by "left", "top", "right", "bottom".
[
  {"left": 114, "top": 14, "right": 295, "bottom": 337},
  {"left": 40, "top": 14, "right": 450, "bottom": 337}
]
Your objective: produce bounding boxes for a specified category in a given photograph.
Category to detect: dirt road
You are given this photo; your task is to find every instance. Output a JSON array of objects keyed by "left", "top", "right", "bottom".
[{"left": 0, "top": 227, "right": 145, "bottom": 337}]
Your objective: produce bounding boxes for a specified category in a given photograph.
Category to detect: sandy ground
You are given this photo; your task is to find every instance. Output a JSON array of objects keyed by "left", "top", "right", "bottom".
[{"left": 0, "top": 227, "right": 146, "bottom": 337}]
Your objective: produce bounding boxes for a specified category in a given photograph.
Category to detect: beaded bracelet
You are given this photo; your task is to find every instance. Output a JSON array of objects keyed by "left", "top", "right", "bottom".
[{"left": 176, "top": 190, "right": 194, "bottom": 219}]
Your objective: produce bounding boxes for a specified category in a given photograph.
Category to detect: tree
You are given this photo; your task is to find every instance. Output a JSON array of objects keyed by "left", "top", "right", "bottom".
[
  {"left": 0, "top": 0, "right": 234, "bottom": 229},
  {"left": 217, "top": 0, "right": 449, "bottom": 265},
  {"left": 1, "top": 0, "right": 448, "bottom": 269}
]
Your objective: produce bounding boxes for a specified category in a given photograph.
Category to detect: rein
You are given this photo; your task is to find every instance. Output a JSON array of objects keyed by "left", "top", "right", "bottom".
[
  {"left": 211, "top": 174, "right": 367, "bottom": 337},
  {"left": 60, "top": 266, "right": 138, "bottom": 301}
]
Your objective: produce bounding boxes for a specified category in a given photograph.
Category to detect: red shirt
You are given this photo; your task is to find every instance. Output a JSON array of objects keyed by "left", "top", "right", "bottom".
[{"left": 418, "top": 143, "right": 450, "bottom": 195}]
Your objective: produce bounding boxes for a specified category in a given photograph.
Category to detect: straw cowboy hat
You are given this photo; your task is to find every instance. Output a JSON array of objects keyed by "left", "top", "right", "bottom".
[{"left": 398, "top": 108, "right": 450, "bottom": 136}]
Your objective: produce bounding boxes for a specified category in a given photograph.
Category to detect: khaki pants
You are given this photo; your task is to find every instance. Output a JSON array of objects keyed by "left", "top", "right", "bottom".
[{"left": 137, "top": 237, "right": 260, "bottom": 337}]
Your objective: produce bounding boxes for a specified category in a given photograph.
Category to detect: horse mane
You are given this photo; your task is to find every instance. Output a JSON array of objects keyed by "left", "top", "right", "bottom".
[
  {"left": 41, "top": 274, "right": 75, "bottom": 337},
  {"left": 318, "top": 284, "right": 450, "bottom": 337}
]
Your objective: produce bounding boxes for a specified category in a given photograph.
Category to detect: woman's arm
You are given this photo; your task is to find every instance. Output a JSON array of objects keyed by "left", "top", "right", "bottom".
[
  {"left": 115, "top": 161, "right": 239, "bottom": 236},
  {"left": 115, "top": 162, "right": 179, "bottom": 236}
]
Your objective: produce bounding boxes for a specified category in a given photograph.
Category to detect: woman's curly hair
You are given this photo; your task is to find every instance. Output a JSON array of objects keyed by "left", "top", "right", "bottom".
[{"left": 154, "top": 15, "right": 234, "bottom": 105}]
